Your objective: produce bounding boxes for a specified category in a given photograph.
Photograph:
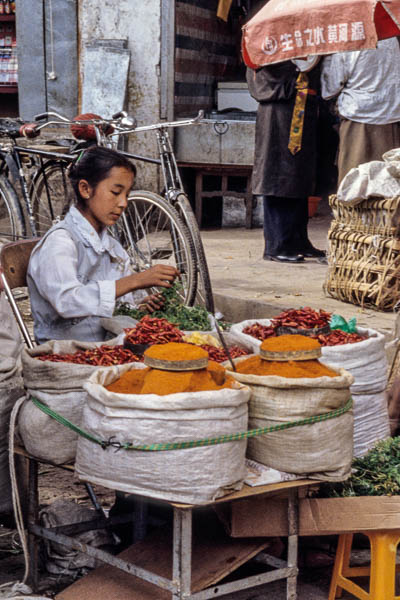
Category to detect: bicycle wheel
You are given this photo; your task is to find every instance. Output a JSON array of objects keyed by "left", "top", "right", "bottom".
[
  {"left": 175, "top": 193, "right": 215, "bottom": 313},
  {"left": 0, "top": 175, "right": 25, "bottom": 243},
  {"left": 113, "top": 190, "right": 197, "bottom": 305},
  {"left": 30, "top": 160, "right": 74, "bottom": 236}
]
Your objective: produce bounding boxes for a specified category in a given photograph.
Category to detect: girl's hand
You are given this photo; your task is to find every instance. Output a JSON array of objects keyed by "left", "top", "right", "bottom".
[
  {"left": 116, "top": 265, "right": 180, "bottom": 299},
  {"left": 134, "top": 265, "right": 180, "bottom": 289},
  {"left": 138, "top": 293, "right": 164, "bottom": 313}
]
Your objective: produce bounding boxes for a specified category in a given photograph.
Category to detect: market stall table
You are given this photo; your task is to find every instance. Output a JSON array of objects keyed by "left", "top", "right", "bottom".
[{"left": 15, "top": 446, "right": 313, "bottom": 600}]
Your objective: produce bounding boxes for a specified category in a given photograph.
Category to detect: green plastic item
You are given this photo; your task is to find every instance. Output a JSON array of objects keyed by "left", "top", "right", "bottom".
[{"left": 330, "top": 314, "right": 357, "bottom": 333}]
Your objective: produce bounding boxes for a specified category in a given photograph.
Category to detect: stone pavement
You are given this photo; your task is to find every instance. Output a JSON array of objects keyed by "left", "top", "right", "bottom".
[{"left": 202, "top": 203, "right": 396, "bottom": 338}]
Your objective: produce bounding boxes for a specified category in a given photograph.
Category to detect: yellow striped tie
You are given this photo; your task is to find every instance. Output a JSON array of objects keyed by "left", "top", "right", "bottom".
[{"left": 288, "top": 72, "right": 309, "bottom": 155}]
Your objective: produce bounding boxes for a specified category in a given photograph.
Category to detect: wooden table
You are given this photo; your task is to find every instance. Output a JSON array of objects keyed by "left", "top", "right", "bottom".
[
  {"left": 15, "top": 446, "right": 312, "bottom": 600},
  {"left": 178, "top": 162, "right": 254, "bottom": 229}
]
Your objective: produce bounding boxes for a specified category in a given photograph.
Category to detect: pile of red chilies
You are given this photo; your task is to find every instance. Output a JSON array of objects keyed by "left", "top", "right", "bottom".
[
  {"left": 35, "top": 345, "right": 141, "bottom": 366},
  {"left": 311, "top": 330, "right": 367, "bottom": 347},
  {"left": 200, "top": 344, "right": 248, "bottom": 363},
  {"left": 242, "top": 323, "right": 277, "bottom": 340},
  {"left": 124, "top": 316, "right": 183, "bottom": 345},
  {"left": 271, "top": 307, "right": 331, "bottom": 329}
]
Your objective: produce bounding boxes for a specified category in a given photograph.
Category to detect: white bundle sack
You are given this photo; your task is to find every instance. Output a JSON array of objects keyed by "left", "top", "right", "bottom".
[
  {"left": 352, "top": 391, "right": 390, "bottom": 457},
  {"left": 320, "top": 328, "right": 387, "bottom": 394},
  {"left": 75, "top": 364, "right": 250, "bottom": 504},
  {"left": 230, "top": 319, "right": 271, "bottom": 353},
  {"left": 228, "top": 360, "right": 354, "bottom": 481},
  {"left": 320, "top": 327, "right": 390, "bottom": 456},
  {"left": 18, "top": 338, "right": 140, "bottom": 465},
  {"left": 0, "top": 357, "right": 25, "bottom": 513}
]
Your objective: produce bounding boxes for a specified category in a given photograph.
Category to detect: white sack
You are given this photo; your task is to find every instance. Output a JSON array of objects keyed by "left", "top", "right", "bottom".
[
  {"left": 18, "top": 338, "right": 140, "bottom": 464},
  {"left": 337, "top": 160, "right": 400, "bottom": 205},
  {"left": 353, "top": 391, "right": 391, "bottom": 457},
  {"left": 320, "top": 327, "right": 387, "bottom": 395},
  {"left": 75, "top": 364, "right": 250, "bottom": 504},
  {"left": 320, "top": 327, "right": 389, "bottom": 455},
  {"left": 228, "top": 360, "right": 354, "bottom": 481},
  {"left": 0, "top": 291, "right": 23, "bottom": 360},
  {"left": 0, "top": 357, "right": 24, "bottom": 513}
]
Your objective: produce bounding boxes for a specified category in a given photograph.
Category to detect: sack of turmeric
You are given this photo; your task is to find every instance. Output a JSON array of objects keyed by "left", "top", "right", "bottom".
[
  {"left": 227, "top": 355, "right": 354, "bottom": 482},
  {"left": 75, "top": 363, "right": 251, "bottom": 504}
]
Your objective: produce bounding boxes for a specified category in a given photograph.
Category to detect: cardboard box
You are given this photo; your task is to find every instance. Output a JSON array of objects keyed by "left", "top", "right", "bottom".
[{"left": 217, "top": 494, "right": 400, "bottom": 538}]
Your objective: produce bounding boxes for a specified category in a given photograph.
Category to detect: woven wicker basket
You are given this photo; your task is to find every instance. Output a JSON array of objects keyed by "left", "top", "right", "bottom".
[
  {"left": 330, "top": 195, "right": 400, "bottom": 237},
  {"left": 325, "top": 195, "right": 400, "bottom": 311}
]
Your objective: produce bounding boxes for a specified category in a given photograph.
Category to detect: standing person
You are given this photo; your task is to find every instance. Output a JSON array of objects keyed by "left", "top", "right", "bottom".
[
  {"left": 320, "top": 37, "right": 400, "bottom": 185},
  {"left": 27, "top": 146, "right": 179, "bottom": 344},
  {"left": 247, "top": 59, "right": 325, "bottom": 263}
]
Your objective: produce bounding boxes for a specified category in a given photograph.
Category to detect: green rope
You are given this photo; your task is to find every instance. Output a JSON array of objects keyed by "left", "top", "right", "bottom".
[{"left": 31, "top": 396, "right": 353, "bottom": 452}]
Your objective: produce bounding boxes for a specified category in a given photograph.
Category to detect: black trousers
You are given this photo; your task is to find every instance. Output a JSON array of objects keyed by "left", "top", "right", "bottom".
[{"left": 261, "top": 196, "right": 310, "bottom": 257}]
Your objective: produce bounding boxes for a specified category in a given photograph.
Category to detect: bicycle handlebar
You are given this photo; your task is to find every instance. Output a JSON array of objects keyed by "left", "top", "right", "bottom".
[{"left": 31, "top": 109, "right": 205, "bottom": 136}]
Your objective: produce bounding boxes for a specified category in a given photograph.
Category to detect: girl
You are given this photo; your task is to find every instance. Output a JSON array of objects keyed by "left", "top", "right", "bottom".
[{"left": 27, "top": 146, "right": 179, "bottom": 343}]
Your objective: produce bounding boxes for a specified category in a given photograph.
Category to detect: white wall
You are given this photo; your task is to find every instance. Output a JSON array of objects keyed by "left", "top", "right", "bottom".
[{"left": 78, "top": 0, "right": 162, "bottom": 190}]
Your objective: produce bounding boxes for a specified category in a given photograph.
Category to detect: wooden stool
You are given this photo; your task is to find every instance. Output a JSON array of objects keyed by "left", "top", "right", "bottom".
[{"left": 329, "top": 531, "right": 400, "bottom": 600}]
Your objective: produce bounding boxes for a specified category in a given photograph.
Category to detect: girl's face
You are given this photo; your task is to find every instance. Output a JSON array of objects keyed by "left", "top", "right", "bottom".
[{"left": 78, "top": 166, "right": 135, "bottom": 233}]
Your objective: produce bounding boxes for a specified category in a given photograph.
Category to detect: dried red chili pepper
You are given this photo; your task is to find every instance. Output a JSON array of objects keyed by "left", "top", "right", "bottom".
[
  {"left": 199, "top": 344, "right": 249, "bottom": 363},
  {"left": 124, "top": 316, "right": 184, "bottom": 346},
  {"left": 242, "top": 323, "right": 277, "bottom": 341},
  {"left": 35, "top": 345, "right": 141, "bottom": 365},
  {"left": 311, "top": 330, "right": 367, "bottom": 347}
]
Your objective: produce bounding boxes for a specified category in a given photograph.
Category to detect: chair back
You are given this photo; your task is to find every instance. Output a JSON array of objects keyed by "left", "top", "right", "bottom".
[
  {"left": 0, "top": 239, "right": 40, "bottom": 289},
  {"left": 0, "top": 238, "right": 40, "bottom": 349}
]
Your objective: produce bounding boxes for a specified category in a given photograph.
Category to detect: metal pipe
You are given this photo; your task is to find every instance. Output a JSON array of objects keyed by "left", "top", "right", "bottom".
[
  {"left": 30, "top": 524, "right": 175, "bottom": 592},
  {"left": 1, "top": 271, "right": 34, "bottom": 348}
]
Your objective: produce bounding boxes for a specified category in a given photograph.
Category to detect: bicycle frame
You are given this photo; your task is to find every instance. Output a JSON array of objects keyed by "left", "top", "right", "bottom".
[{"left": 0, "top": 141, "right": 73, "bottom": 237}]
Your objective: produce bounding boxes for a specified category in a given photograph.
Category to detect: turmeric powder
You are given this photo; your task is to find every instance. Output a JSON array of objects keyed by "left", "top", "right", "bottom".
[
  {"left": 105, "top": 362, "right": 234, "bottom": 395},
  {"left": 235, "top": 356, "right": 338, "bottom": 378},
  {"left": 260, "top": 334, "right": 321, "bottom": 353},
  {"left": 144, "top": 342, "right": 208, "bottom": 362},
  {"left": 106, "top": 367, "right": 149, "bottom": 394}
]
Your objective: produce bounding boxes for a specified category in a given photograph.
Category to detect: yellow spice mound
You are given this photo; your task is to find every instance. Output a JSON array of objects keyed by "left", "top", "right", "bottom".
[
  {"left": 105, "top": 362, "right": 234, "bottom": 395},
  {"left": 260, "top": 334, "right": 321, "bottom": 353},
  {"left": 235, "top": 356, "right": 338, "bottom": 378},
  {"left": 144, "top": 342, "right": 208, "bottom": 362}
]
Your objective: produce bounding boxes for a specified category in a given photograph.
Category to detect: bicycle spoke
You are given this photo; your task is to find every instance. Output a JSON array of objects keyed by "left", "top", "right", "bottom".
[
  {"left": 113, "top": 191, "right": 197, "bottom": 305},
  {"left": 31, "top": 161, "right": 73, "bottom": 236}
]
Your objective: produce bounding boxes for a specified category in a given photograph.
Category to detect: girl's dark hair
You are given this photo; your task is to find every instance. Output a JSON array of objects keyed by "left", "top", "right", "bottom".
[{"left": 68, "top": 146, "right": 136, "bottom": 206}]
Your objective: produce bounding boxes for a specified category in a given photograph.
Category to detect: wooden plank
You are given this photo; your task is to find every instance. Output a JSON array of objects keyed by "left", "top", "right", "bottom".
[
  {"left": 172, "top": 479, "right": 315, "bottom": 508},
  {"left": 56, "top": 516, "right": 269, "bottom": 600}
]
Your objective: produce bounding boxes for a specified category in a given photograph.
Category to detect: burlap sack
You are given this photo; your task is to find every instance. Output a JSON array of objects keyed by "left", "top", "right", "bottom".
[
  {"left": 0, "top": 357, "right": 25, "bottom": 513},
  {"left": 228, "top": 359, "right": 354, "bottom": 481},
  {"left": 75, "top": 364, "right": 250, "bottom": 504},
  {"left": 18, "top": 337, "right": 139, "bottom": 464}
]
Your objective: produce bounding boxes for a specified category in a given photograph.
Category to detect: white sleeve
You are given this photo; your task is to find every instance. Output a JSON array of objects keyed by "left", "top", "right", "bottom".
[
  {"left": 29, "top": 230, "right": 116, "bottom": 318},
  {"left": 320, "top": 53, "right": 348, "bottom": 100}
]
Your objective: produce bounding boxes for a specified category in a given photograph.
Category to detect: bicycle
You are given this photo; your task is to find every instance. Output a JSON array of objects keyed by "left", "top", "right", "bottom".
[{"left": 0, "top": 111, "right": 215, "bottom": 312}]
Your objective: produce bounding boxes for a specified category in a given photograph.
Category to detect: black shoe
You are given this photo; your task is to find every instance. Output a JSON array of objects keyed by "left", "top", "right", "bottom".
[
  {"left": 264, "top": 253, "right": 305, "bottom": 263},
  {"left": 300, "top": 246, "right": 326, "bottom": 258}
]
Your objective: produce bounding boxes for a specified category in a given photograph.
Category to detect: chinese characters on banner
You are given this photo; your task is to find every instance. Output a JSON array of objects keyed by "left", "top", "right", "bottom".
[{"left": 262, "top": 21, "right": 366, "bottom": 55}]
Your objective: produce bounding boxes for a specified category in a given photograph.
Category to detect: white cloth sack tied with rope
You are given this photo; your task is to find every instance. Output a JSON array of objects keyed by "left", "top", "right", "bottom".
[
  {"left": 230, "top": 320, "right": 389, "bottom": 457},
  {"left": 0, "top": 357, "right": 24, "bottom": 514},
  {"left": 18, "top": 336, "right": 132, "bottom": 465},
  {"left": 337, "top": 148, "right": 400, "bottom": 205},
  {"left": 319, "top": 327, "right": 390, "bottom": 457},
  {"left": 75, "top": 364, "right": 250, "bottom": 504},
  {"left": 227, "top": 359, "right": 354, "bottom": 481},
  {"left": 0, "top": 291, "right": 24, "bottom": 514}
]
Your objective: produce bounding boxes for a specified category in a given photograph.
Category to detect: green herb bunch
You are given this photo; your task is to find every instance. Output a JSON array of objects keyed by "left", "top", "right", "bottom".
[
  {"left": 115, "top": 282, "right": 211, "bottom": 330},
  {"left": 319, "top": 437, "right": 400, "bottom": 498}
]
